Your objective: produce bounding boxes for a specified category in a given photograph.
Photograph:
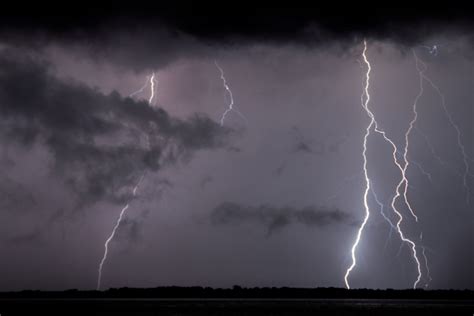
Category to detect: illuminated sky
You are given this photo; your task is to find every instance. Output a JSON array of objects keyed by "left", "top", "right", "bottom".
[{"left": 0, "top": 5, "right": 472, "bottom": 290}]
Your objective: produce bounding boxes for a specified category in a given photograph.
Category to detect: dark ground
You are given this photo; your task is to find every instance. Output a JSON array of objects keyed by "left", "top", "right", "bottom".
[
  {"left": 0, "top": 287, "right": 472, "bottom": 315},
  {"left": 1, "top": 298, "right": 473, "bottom": 315}
]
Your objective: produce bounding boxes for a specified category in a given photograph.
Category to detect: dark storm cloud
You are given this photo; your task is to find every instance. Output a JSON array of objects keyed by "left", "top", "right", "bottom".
[
  {"left": 0, "top": 48, "right": 229, "bottom": 206},
  {"left": 0, "top": 4, "right": 472, "bottom": 43},
  {"left": 211, "top": 202, "right": 352, "bottom": 235},
  {"left": 1, "top": 4, "right": 473, "bottom": 71}
]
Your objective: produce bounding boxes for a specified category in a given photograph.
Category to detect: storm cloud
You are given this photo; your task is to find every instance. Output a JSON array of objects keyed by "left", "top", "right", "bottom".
[{"left": 0, "top": 48, "right": 229, "bottom": 206}]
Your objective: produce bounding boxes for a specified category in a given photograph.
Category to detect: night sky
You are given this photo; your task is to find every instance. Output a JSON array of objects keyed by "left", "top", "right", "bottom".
[{"left": 0, "top": 5, "right": 472, "bottom": 291}]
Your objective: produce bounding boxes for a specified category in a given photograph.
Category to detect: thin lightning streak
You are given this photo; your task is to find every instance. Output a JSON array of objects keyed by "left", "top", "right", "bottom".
[
  {"left": 413, "top": 52, "right": 471, "bottom": 204},
  {"left": 97, "top": 174, "right": 145, "bottom": 290},
  {"left": 371, "top": 188, "right": 398, "bottom": 252},
  {"left": 420, "top": 232, "right": 432, "bottom": 288},
  {"left": 421, "top": 247, "right": 431, "bottom": 288},
  {"left": 129, "top": 77, "right": 149, "bottom": 97},
  {"left": 416, "top": 127, "right": 448, "bottom": 167},
  {"left": 415, "top": 127, "right": 473, "bottom": 180},
  {"left": 409, "top": 158, "right": 433, "bottom": 183},
  {"left": 214, "top": 60, "right": 246, "bottom": 126},
  {"left": 345, "top": 41, "right": 422, "bottom": 289},
  {"left": 371, "top": 187, "right": 396, "bottom": 230}
]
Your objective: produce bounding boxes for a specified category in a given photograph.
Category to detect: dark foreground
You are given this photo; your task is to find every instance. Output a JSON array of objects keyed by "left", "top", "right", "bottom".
[
  {"left": 1, "top": 287, "right": 472, "bottom": 315},
  {"left": 1, "top": 298, "right": 473, "bottom": 315}
]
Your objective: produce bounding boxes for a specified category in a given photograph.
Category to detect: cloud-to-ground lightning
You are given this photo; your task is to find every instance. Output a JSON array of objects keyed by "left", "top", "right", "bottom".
[
  {"left": 97, "top": 174, "right": 145, "bottom": 290},
  {"left": 344, "top": 41, "right": 422, "bottom": 289},
  {"left": 380, "top": 49, "right": 426, "bottom": 289},
  {"left": 97, "top": 73, "right": 157, "bottom": 290},
  {"left": 344, "top": 40, "right": 375, "bottom": 289},
  {"left": 214, "top": 60, "right": 246, "bottom": 126}
]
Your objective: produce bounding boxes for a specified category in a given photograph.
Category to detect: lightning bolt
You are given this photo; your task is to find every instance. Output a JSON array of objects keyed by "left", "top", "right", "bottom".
[
  {"left": 214, "top": 60, "right": 246, "bottom": 126},
  {"left": 97, "top": 72, "right": 157, "bottom": 290},
  {"left": 130, "top": 72, "right": 157, "bottom": 105},
  {"left": 416, "top": 127, "right": 449, "bottom": 167},
  {"left": 345, "top": 40, "right": 422, "bottom": 289},
  {"left": 148, "top": 72, "right": 156, "bottom": 104},
  {"left": 344, "top": 40, "right": 375, "bottom": 289},
  {"left": 395, "top": 50, "right": 425, "bottom": 223},
  {"left": 97, "top": 173, "right": 145, "bottom": 290},
  {"left": 380, "top": 49, "right": 426, "bottom": 289}
]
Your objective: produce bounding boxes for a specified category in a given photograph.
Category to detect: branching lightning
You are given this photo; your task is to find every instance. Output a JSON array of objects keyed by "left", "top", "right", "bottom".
[
  {"left": 345, "top": 41, "right": 422, "bottom": 289},
  {"left": 130, "top": 72, "right": 158, "bottom": 105},
  {"left": 215, "top": 60, "right": 246, "bottom": 126}
]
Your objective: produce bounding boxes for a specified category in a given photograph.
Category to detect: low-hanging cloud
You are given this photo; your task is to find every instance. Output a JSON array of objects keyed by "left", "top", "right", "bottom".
[{"left": 210, "top": 202, "right": 352, "bottom": 235}]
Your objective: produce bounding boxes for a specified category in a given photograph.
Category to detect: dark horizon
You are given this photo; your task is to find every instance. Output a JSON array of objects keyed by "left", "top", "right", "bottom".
[{"left": 1, "top": 286, "right": 473, "bottom": 299}]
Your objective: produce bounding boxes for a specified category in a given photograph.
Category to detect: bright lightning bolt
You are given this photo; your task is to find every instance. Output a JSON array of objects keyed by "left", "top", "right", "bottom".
[
  {"left": 214, "top": 60, "right": 246, "bottom": 126},
  {"left": 344, "top": 40, "right": 374, "bottom": 289},
  {"left": 148, "top": 72, "right": 156, "bottom": 104},
  {"left": 97, "top": 72, "right": 157, "bottom": 290},
  {"left": 130, "top": 72, "right": 158, "bottom": 105},
  {"left": 345, "top": 41, "right": 423, "bottom": 289}
]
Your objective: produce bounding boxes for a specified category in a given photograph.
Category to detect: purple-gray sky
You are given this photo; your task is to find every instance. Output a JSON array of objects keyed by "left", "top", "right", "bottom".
[{"left": 0, "top": 7, "right": 472, "bottom": 291}]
